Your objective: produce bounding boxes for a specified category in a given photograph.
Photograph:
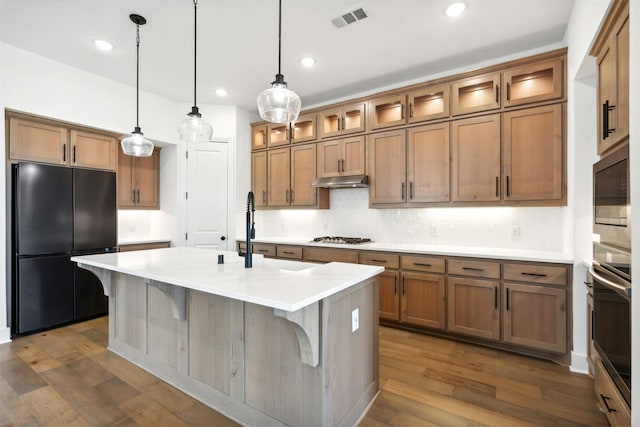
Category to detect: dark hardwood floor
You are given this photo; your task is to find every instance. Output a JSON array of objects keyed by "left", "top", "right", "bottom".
[{"left": 0, "top": 317, "right": 607, "bottom": 426}]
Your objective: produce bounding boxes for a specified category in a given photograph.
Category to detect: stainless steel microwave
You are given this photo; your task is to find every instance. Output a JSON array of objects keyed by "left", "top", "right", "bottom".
[{"left": 593, "top": 143, "right": 630, "bottom": 250}]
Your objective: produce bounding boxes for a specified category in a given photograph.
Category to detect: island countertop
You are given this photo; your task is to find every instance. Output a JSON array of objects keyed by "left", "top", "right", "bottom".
[{"left": 71, "top": 246, "right": 383, "bottom": 312}]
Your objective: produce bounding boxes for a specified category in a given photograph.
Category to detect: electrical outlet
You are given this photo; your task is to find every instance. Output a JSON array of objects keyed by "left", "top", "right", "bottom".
[
  {"left": 510, "top": 225, "right": 521, "bottom": 240},
  {"left": 430, "top": 225, "right": 438, "bottom": 237},
  {"left": 352, "top": 308, "right": 359, "bottom": 332}
]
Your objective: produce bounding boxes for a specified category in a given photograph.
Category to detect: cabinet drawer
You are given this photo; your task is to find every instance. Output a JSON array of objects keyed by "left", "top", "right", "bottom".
[
  {"left": 448, "top": 258, "right": 500, "bottom": 279},
  {"left": 303, "top": 247, "right": 359, "bottom": 264},
  {"left": 119, "top": 241, "right": 170, "bottom": 252},
  {"left": 360, "top": 252, "right": 399, "bottom": 269},
  {"left": 400, "top": 255, "right": 445, "bottom": 274},
  {"left": 253, "top": 243, "right": 276, "bottom": 257},
  {"left": 594, "top": 359, "right": 630, "bottom": 426},
  {"left": 277, "top": 245, "right": 303, "bottom": 260},
  {"left": 504, "top": 263, "right": 567, "bottom": 286}
]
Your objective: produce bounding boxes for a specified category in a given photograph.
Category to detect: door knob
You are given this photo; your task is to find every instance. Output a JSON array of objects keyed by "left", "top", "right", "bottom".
[{"left": 221, "top": 236, "right": 226, "bottom": 241}]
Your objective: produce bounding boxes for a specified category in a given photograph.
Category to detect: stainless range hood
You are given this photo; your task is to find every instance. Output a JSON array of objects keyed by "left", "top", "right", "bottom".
[{"left": 311, "top": 174, "right": 368, "bottom": 188}]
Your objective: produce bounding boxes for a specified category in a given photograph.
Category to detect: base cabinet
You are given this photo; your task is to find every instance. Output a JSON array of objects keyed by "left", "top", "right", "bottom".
[
  {"left": 594, "top": 359, "right": 631, "bottom": 426},
  {"left": 447, "top": 276, "right": 500, "bottom": 340},
  {"left": 378, "top": 271, "right": 400, "bottom": 321},
  {"left": 503, "top": 282, "right": 566, "bottom": 353},
  {"left": 401, "top": 272, "right": 445, "bottom": 329}
]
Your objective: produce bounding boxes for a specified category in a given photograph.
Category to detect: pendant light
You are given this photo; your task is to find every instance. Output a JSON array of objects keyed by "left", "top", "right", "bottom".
[
  {"left": 121, "top": 14, "right": 154, "bottom": 157},
  {"left": 256, "top": 0, "right": 301, "bottom": 124},
  {"left": 177, "top": 0, "right": 213, "bottom": 142}
]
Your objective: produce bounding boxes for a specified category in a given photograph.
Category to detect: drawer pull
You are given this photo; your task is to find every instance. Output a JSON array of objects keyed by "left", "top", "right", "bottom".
[
  {"left": 462, "top": 267, "right": 484, "bottom": 272},
  {"left": 257, "top": 249, "right": 269, "bottom": 253},
  {"left": 521, "top": 272, "right": 548, "bottom": 278},
  {"left": 282, "top": 251, "right": 294, "bottom": 255},
  {"left": 413, "top": 262, "right": 432, "bottom": 267},
  {"left": 371, "top": 259, "right": 387, "bottom": 263},
  {"left": 600, "top": 394, "right": 617, "bottom": 413}
]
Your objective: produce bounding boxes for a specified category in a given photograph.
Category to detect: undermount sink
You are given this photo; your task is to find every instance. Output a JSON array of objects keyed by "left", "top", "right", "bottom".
[{"left": 279, "top": 263, "right": 314, "bottom": 272}]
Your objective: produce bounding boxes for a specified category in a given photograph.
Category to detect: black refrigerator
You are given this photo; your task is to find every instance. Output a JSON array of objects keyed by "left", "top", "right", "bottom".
[{"left": 12, "top": 163, "right": 117, "bottom": 335}]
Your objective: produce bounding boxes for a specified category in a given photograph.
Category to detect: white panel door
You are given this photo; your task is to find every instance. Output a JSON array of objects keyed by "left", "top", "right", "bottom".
[{"left": 186, "top": 142, "right": 228, "bottom": 250}]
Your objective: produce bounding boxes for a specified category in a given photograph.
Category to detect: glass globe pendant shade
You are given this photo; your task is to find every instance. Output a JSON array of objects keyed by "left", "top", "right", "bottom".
[
  {"left": 121, "top": 127, "right": 154, "bottom": 157},
  {"left": 178, "top": 106, "right": 213, "bottom": 142},
  {"left": 257, "top": 74, "right": 301, "bottom": 124}
]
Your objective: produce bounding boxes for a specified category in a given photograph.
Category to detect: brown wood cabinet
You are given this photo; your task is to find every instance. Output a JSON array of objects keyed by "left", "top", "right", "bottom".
[
  {"left": 594, "top": 359, "right": 631, "bottom": 426},
  {"left": 251, "top": 151, "right": 268, "bottom": 207},
  {"left": 318, "top": 102, "right": 366, "bottom": 138},
  {"left": 591, "top": 0, "right": 629, "bottom": 155},
  {"left": 303, "top": 247, "right": 359, "bottom": 264},
  {"left": 451, "top": 72, "right": 501, "bottom": 116},
  {"left": 69, "top": 130, "right": 117, "bottom": 171},
  {"left": 502, "top": 58, "right": 564, "bottom": 108},
  {"left": 451, "top": 114, "right": 501, "bottom": 202},
  {"left": 291, "top": 114, "right": 317, "bottom": 143},
  {"left": 378, "top": 270, "right": 400, "bottom": 321},
  {"left": 265, "top": 145, "right": 327, "bottom": 209},
  {"left": 369, "top": 94, "right": 406, "bottom": 130},
  {"left": 118, "top": 241, "right": 171, "bottom": 252},
  {"left": 267, "top": 123, "right": 290, "bottom": 147},
  {"left": 503, "top": 104, "right": 563, "bottom": 202},
  {"left": 317, "top": 136, "right": 365, "bottom": 178},
  {"left": 276, "top": 245, "right": 303, "bottom": 260},
  {"left": 118, "top": 147, "right": 160, "bottom": 209},
  {"left": 407, "top": 123, "right": 450, "bottom": 203},
  {"left": 447, "top": 276, "right": 500, "bottom": 340},
  {"left": 8, "top": 116, "right": 117, "bottom": 171},
  {"left": 251, "top": 123, "right": 268, "bottom": 151},
  {"left": 368, "top": 130, "right": 406, "bottom": 204},
  {"left": 401, "top": 272, "right": 446, "bottom": 330},
  {"left": 408, "top": 84, "right": 450, "bottom": 123}
]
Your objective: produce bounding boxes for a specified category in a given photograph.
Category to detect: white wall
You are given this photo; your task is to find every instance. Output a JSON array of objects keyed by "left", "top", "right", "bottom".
[{"left": 0, "top": 42, "right": 8, "bottom": 343}]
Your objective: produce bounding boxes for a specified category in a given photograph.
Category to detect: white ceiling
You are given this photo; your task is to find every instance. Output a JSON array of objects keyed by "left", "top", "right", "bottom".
[{"left": 0, "top": 0, "right": 575, "bottom": 114}]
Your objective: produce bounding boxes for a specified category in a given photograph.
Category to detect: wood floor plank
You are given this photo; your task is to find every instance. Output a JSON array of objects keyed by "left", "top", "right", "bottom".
[
  {"left": 118, "top": 394, "right": 191, "bottom": 427},
  {"left": 0, "top": 357, "right": 48, "bottom": 395},
  {"left": 175, "top": 400, "right": 241, "bottom": 427}
]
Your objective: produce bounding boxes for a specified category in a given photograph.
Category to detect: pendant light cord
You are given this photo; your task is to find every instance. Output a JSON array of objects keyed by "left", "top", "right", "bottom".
[
  {"left": 136, "top": 23, "right": 141, "bottom": 129},
  {"left": 278, "top": 0, "right": 282, "bottom": 76},
  {"left": 193, "top": 0, "right": 198, "bottom": 107}
]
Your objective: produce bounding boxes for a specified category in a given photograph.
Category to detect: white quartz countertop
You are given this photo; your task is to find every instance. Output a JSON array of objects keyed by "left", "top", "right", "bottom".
[
  {"left": 71, "top": 247, "right": 384, "bottom": 312},
  {"left": 237, "top": 236, "right": 574, "bottom": 264}
]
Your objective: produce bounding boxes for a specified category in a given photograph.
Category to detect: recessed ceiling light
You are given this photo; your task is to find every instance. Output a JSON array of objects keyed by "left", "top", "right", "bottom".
[
  {"left": 93, "top": 39, "right": 113, "bottom": 51},
  {"left": 445, "top": 2, "right": 466, "bottom": 17},
  {"left": 216, "top": 88, "right": 228, "bottom": 97},
  {"left": 301, "top": 57, "right": 316, "bottom": 67}
]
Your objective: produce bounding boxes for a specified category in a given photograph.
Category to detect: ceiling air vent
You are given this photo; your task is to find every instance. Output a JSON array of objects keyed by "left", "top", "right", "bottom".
[{"left": 331, "top": 8, "right": 368, "bottom": 29}]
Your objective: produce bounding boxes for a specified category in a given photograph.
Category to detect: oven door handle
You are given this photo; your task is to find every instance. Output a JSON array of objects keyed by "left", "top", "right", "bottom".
[{"left": 589, "top": 267, "right": 631, "bottom": 297}]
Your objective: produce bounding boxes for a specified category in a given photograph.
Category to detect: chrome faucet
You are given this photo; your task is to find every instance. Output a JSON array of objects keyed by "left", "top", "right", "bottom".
[{"left": 245, "top": 191, "right": 255, "bottom": 268}]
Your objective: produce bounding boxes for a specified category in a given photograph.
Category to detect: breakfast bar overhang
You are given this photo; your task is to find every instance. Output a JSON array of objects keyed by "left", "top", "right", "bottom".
[{"left": 71, "top": 247, "right": 384, "bottom": 427}]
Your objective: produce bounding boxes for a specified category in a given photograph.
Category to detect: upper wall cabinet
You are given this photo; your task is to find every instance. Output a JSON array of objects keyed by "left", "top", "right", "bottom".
[
  {"left": 291, "top": 114, "right": 317, "bottom": 144},
  {"left": 267, "top": 123, "right": 290, "bottom": 148},
  {"left": 502, "top": 59, "right": 563, "bottom": 108},
  {"left": 451, "top": 72, "right": 501, "bottom": 116},
  {"left": 370, "top": 94, "right": 406, "bottom": 130},
  {"left": 408, "top": 84, "right": 450, "bottom": 124},
  {"left": 251, "top": 123, "right": 268, "bottom": 151},
  {"left": 591, "top": 0, "right": 629, "bottom": 155},
  {"left": 319, "top": 102, "right": 366, "bottom": 138},
  {"left": 118, "top": 147, "right": 161, "bottom": 209},
  {"left": 8, "top": 116, "right": 117, "bottom": 171}
]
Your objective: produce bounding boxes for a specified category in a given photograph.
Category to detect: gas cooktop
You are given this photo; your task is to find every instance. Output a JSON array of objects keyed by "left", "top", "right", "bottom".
[{"left": 312, "top": 236, "right": 372, "bottom": 244}]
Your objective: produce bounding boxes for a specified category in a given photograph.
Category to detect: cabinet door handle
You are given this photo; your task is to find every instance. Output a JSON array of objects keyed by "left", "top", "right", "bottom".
[
  {"left": 136, "top": 189, "right": 140, "bottom": 204},
  {"left": 285, "top": 189, "right": 289, "bottom": 203},
  {"left": 341, "top": 159, "right": 345, "bottom": 173},
  {"left": 495, "top": 84, "right": 499, "bottom": 103},
  {"left": 495, "top": 177, "right": 499, "bottom": 197},
  {"left": 402, "top": 276, "right": 406, "bottom": 295},
  {"left": 63, "top": 144, "right": 66, "bottom": 162},
  {"left": 132, "top": 189, "right": 136, "bottom": 203},
  {"left": 584, "top": 280, "right": 593, "bottom": 289},
  {"left": 413, "top": 262, "right": 431, "bottom": 267},
  {"left": 462, "top": 266, "right": 484, "bottom": 272},
  {"left": 409, "top": 102, "right": 413, "bottom": 118},
  {"left": 72, "top": 145, "right": 76, "bottom": 163},
  {"left": 506, "top": 288, "right": 510, "bottom": 311},
  {"left": 506, "top": 82, "right": 511, "bottom": 101},
  {"left": 394, "top": 276, "right": 397, "bottom": 294},
  {"left": 263, "top": 190, "right": 267, "bottom": 204},
  {"left": 602, "top": 102, "right": 609, "bottom": 140},
  {"left": 521, "top": 272, "right": 548, "bottom": 278},
  {"left": 400, "top": 104, "right": 404, "bottom": 120},
  {"left": 290, "top": 189, "right": 294, "bottom": 203},
  {"left": 401, "top": 182, "right": 405, "bottom": 200},
  {"left": 591, "top": 310, "right": 595, "bottom": 339},
  {"left": 338, "top": 159, "right": 341, "bottom": 173},
  {"left": 506, "top": 176, "right": 510, "bottom": 197},
  {"left": 600, "top": 394, "right": 617, "bottom": 413},
  {"left": 409, "top": 181, "right": 414, "bottom": 200},
  {"left": 494, "top": 287, "right": 498, "bottom": 309}
]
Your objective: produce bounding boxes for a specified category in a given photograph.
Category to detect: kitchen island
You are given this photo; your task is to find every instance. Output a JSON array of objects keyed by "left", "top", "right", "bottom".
[{"left": 71, "top": 247, "right": 383, "bottom": 427}]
